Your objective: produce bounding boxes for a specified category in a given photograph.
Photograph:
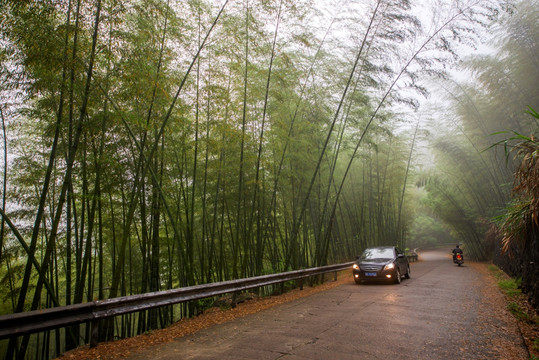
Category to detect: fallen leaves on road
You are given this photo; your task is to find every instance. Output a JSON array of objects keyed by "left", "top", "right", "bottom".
[
  {"left": 59, "top": 273, "right": 351, "bottom": 360},
  {"left": 58, "top": 262, "right": 539, "bottom": 360}
]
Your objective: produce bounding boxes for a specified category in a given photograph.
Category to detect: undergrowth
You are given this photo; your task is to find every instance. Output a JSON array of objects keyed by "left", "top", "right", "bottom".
[{"left": 488, "top": 264, "right": 539, "bottom": 359}]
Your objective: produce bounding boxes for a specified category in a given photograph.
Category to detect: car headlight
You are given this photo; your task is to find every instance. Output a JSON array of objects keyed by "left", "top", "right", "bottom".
[
  {"left": 353, "top": 264, "right": 360, "bottom": 270},
  {"left": 384, "top": 263, "right": 395, "bottom": 270}
]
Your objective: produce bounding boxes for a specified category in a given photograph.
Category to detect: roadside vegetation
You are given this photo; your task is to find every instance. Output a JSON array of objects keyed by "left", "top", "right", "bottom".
[
  {"left": 409, "top": 0, "right": 538, "bottom": 261},
  {"left": 493, "top": 110, "right": 539, "bottom": 309},
  {"left": 488, "top": 264, "right": 539, "bottom": 359}
]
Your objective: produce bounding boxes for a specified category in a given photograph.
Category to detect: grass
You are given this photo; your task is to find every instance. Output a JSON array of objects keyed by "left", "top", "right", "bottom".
[
  {"left": 487, "top": 263, "right": 539, "bottom": 359},
  {"left": 489, "top": 266, "right": 528, "bottom": 320},
  {"left": 507, "top": 301, "right": 529, "bottom": 321},
  {"left": 498, "top": 278, "right": 522, "bottom": 298},
  {"left": 488, "top": 264, "right": 504, "bottom": 280},
  {"left": 487, "top": 264, "right": 523, "bottom": 298}
]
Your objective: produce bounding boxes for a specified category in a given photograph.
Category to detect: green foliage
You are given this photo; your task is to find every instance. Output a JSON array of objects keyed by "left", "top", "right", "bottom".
[
  {"left": 492, "top": 266, "right": 539, "bottom": 345},
  {"left": 491, "top": 109, "right": 538, "bottom": 252},
  {"left": 507, "top": 302, "right": 529, "bottom": 321},
  {"left": 495, "top": 199, "right": 534, "bottom": 251},
  {"left": 488, "top": 264, "right": 505, "bottom": 281},
  {"left": 490, "top": 265, "right": 523, "bottom": 298},
  {"left": 498, "top": 278, "right": 522, "bottom": 298},
  {"left": 195, "top": 297, "right": 215, "bottom": 313},
  {"left": 488, "top": 264, "right": 499, "bottom": 272},
  {"left": 0, "top": 0, "right": 521, "bottom": 356},
  {"left": 408, "top": 213, "right": 453, "bottom": 248},
  {"left": 420, "top": 0, "right": 539, "bottom": 260}
]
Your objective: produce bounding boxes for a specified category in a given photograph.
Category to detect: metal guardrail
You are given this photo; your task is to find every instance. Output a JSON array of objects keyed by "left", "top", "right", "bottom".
[{"left": 0, "top": 261, "right": 354, "bottom": 346}]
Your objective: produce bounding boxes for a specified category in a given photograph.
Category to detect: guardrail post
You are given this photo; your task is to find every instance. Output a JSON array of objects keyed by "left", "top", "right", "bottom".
[
  {"left": 298, "top": 278, "right": 303, "bottom": 291},
  {"left": 334, "top": 271, "right": 337, "bottom": 281},
  {"left": 90, "top": 319, "right": 99, "bottom": 348},
  {"left": 231, "top": 292, "right": 237, "bottom": 309}
]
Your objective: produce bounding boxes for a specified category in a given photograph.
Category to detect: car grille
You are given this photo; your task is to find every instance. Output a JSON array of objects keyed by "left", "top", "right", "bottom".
[{"left": 361, "top": 265, "right": 383, "bottom": 271}]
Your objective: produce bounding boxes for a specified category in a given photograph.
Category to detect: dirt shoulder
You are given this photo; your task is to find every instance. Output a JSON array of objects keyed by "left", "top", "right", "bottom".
[{"left": 472, "top": 262, "right": 539, "bottom": 359}]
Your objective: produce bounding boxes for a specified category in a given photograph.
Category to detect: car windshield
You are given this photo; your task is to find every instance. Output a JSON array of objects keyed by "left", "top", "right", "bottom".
[{"left": 361, "top": 248, "right": 395, "bottom": 260}]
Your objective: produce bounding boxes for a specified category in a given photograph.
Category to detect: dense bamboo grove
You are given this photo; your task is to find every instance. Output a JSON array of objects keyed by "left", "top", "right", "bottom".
[
  {"left": 417, "top": 0, "right": 539, "bottom": 260},
  {"left": 0, "top": 0, "right": 518, "bottom": 358}
]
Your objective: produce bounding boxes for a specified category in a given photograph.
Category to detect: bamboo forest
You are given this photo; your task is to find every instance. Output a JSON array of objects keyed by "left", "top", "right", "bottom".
[{"left": 0, "top": 0, "right": 538, "bottom": 358}]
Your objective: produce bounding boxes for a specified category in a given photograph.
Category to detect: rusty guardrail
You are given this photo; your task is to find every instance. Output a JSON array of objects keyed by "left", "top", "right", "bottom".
[{"left": 0, "top": 261, "right": 354, "bottom": 346}]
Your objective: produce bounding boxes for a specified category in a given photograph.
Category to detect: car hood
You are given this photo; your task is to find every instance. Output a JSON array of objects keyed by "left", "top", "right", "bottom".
[{"left": 357, "top": 258, "right": 393, "bottom": 265}]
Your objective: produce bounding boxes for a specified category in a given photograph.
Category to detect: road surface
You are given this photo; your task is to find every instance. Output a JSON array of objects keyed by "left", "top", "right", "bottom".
[{"left": 127, "top": 249, "right": 528, "bottom": 359}]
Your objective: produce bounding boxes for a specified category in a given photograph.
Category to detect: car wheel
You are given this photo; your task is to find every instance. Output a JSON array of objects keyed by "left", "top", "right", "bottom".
[
  {"left": 354, "top": 278, "right": 362, "bottom": 285},
  {"left": 395, "top": 268, "right": 401, "bottom": 284},
  {"left": 405, "top": 265, "right": 411, "bottom": 279}
]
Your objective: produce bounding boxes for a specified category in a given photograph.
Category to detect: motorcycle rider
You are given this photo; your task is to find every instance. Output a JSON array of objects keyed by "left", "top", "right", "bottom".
[{"left": 452, "top": 244, "right": 463, "bottom": 263}]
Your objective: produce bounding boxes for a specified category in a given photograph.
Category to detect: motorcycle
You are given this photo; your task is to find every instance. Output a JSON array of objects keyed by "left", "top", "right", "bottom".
[{"left": 454, "top": 253, "right": 464, "bottom": 266}]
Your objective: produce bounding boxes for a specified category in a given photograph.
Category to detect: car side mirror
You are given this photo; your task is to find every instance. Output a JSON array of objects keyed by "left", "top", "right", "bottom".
[{"left": 397, "top": 254, "right": 404, "bottom": 258}]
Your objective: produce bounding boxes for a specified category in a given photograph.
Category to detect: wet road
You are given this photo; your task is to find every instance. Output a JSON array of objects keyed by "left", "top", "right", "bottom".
[{"left": 128, "top": 249, "right": 528, "bottom": 359}]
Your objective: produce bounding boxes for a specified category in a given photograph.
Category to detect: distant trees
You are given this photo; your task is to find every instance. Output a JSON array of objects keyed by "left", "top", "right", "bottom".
[{"left": 418, "top": 0, "right": 538, "bottom": 259}]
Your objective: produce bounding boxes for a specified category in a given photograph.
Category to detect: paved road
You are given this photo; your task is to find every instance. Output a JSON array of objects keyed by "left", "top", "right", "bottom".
[{"left": 128, "top": 249, "right": 528, "bottom": 359}]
